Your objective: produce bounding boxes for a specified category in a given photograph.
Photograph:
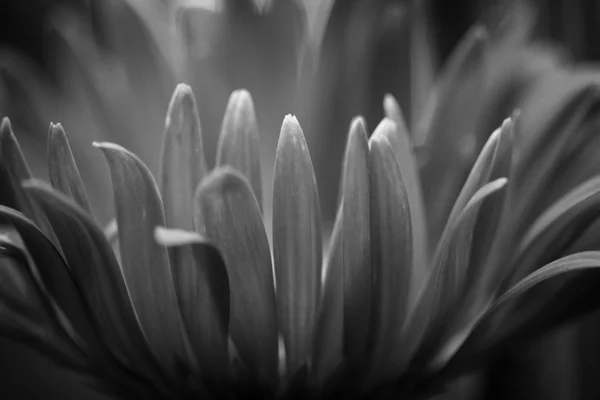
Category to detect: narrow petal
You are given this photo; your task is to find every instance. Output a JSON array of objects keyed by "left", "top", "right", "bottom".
[
  {"left": 0, "top": 118, "right": 59, "bottom": 246},
  {"left": 419, "top": 26, "right": 489, "bottom": 244},
  {"left": 365, "top": 129, "right": 412, "bottom": 387},
  {"left": 195, "top": 167, "right": 278, "bottom": 383},
  {"left": 155, "top": 227, "right": 230, "bottom": 381},
  {"left": 273, "top": 115, "right": 322, "bottom": 377},
  {"left": 312, "top": 203, "right": 343, "bottom": 386},
  {"left": 383, "top": 97, "right": 429, "bottom": 279},
  {"left": 0, "top": 205, "right": 101, "bottom": 357},
  {"left": 24, "top": 180, "right": 163, "bottom": 377},
  {"left": 94, "top": 142, "right": 195, "bottom": 373},
  {"left": 47, "top": 123, "right": 93, "bottom": 215},
  {"left": 216, "top": 89, "right": 263, "bottom": 210},
  {"left": 0, "top": 239, "right": 87, "bottom": 369},
  {"left": 410, "top": 178, "right": 508, "bottom": 368},
  {"left": 441, "top": 251, "right": 600, "bottom": 372},
  {"left": 159, "top": 83, "right": 207, "bottom": 232},
  {"left": 341, "top": 117, "right": 371, "bottom": 368},
  {"left": 510, "top": 175, "right": 600, "bottom": 288},
  {"left": 373, "top": 115, "right": 427, "bottom": 301}
]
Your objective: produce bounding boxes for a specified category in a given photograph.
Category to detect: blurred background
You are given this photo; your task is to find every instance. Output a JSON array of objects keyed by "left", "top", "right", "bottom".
[{"left": 1, "top": 0, "right": 600, "bottom": 398}]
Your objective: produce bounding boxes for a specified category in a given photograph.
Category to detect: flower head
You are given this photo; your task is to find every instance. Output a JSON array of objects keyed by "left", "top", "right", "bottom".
[{"left": 2, "top": 73, "right": 600, "bottom": 400}]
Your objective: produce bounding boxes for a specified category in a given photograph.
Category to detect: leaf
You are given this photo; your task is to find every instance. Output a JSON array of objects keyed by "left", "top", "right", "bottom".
[
  {"left": 273, "top": 115, "right": 322, "bottom": 378},
  {"left": 94, "top": 142, "right": 195, "bottom": 374},
  {"left": 312, "top": 203, "right": 343, "bottom": 386},
  {"left": 340, "top": 117, "right": 371, "bottom": 368},
  {"left": 0, "top": 239, "right": 88, "bottom": 370},
  {"left": 216, "top": 89, "right": 263, "bottom": 211},
  {"left": 441, "top": 251, "right": 600, "bottom": 371},
  {"left": 365, "top": 126, "right": 412, "bottom": 388},
  {"left": 23, "top": 180, "right": 163, "bottom": 378},
  {"left": 46, "top": 123, "right": 93, "bottom": 215},
  {"left": 195, "top": 166, "right": 278, "bottom": 384},
  {"left": 155, "top": 227, "right": 230, "bottom": 381},
  {"left": 159, "top": 83, "right": 207, "bottom": 232},
  {"left": 380, "top": 102, "right": 429, "bottom": 295},
  {"left": 0, "top": 118, "right": 59, "bottom": 247},
  {"left": 0, "top": 205, "right": 101, "bottom": 357}
]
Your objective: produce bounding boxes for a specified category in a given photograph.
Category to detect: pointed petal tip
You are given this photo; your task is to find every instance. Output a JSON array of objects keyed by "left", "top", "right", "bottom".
[
  {"left": 370, "top": 118, "right": 396, "bottom": 144},
  {"left": 350, "top": 116, "right": 367, "bottom": 134},
  {"left": 165, "top": 83, "right": 199, "bottom": 133},
  {"left": 195, "top": 166, "right": 248, "bottom": 200},
  {"left": 1, "top": 117, "right": 11, "bottom": 132},
  {"left": 278, "top": 115, "right": 307, "bottom": 151}
]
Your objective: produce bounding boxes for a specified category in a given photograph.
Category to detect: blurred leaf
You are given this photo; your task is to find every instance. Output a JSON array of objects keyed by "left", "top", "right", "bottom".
[
  {"left": 195, "top": 167, "right": 278, "bottom": 384},
  {"left": 273, "top": 115, "right": 322, "bottom": 377},
  {"left": 95, "top": 142, "right": 195, "bottom": 374},
  {"left": 340, "top": 117, "right": 371, "bottom": 368},
  {"left": 47, "top": 123, "right": 93, "bottom": 215},
  {"left": 216, "top": 89, "right": 263, "bottom": 210},
  {"left": 155, "top": 227, "right": 230, "bottom": 381},
  {"left": 366, "top": 123, "right": 412, "bottom": 388}
]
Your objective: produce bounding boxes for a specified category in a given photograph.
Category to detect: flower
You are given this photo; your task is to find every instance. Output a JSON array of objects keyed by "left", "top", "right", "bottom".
[{"left": 2, "top": 75, "right": 600, "bottom": 400}]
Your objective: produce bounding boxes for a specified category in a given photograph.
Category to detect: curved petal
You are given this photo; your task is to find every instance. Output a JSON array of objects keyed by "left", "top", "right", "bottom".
[
  {"left": 340, "top": 117, "right": 371, "bottom": 368},
  {"left": 0, "top": 205, "right": 102, "bottom": 358},
  {"left": 195, "top": 167, "right": 278, "bottom": 384},
  {"left": 365, "top": 127, "right": 412, "bottom": 387},
  {"left": 155, "top": 227, "right": 230, "bottom": 381},
  {"left": 23, "top": 180, "right": 163, "bottom": 377},
  {"left": 94, "top": 142, "right": 195, "bottom": 374},
  {"left": 273, "top": 115, "right": 322, "bottom": 377},
  {"left": 159, "top": 83, "right": 207, "bottom": 232},
  {"left": 441, "top": 251, "right": 600, "bottom": 372},
  {"left": 216, "top": 89, "right": 263, "bottom": 211},
  {"left": 380, "top": 104, "right": 428, "bottom": 290},
  {"left": 0, "top": 238, "right": 87, "bottom": 370},
  {"left": 0, "top": 118, "right": 59, "bottom": 246},
  {"left": 47, "top": 123, "right": 93, "bottom": 215}
]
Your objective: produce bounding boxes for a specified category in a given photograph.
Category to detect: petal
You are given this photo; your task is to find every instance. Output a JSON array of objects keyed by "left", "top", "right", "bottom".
[
  {"left": 46, "top": 123, "right": 93, "bottom": 215},
  {"left": 216, "top": 89, "right": 263, "bottom": 211},
  {"left": 159, "top": 83, "right": 207, "bottom": 232},
  {"left": 273, "top": 115, "right": 323, "bottom": 377},
  {"left": 381, "top": 101, "right": 429, "bottom": 290},
  {"left": 24, "top": 180, "right": 162, "bottom": 377},
  {"left": 155, "top": 227, "right": 230, "bottom": 381},
  {"left": 94, "top": 142, "right": 195, "bottom": 373},
  {"left": 510, "top": 175, "right": 600, "bottom": 287},
  {"left": 441, "top": 251, "right": 600, "bottom": 371},
  {"left": 195, "top": 167, "right": 278, "bottom": 384},
  {"left": 365, "top": 127, "right": 412, "bottom": 387},
  {"left": 0, "top": 205, "right": 102, "bottom": 357},
  {"left": 312, "top": 202, "right": 343, "bottom": 386},
  {"left": 341, "top": 117, "right": 371, "bottom": 368},
  {"left": 0, "top": 118, "right": 59, "bottom": 246},
  {"left": 409, "top": 178, "right": 508, "bottom": 369},
  {"left": 419, "top": 26, "right": 489, "bottom": 243},
  {"left": 0, "top": 239, "right": 87, "bottom": 369}
]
